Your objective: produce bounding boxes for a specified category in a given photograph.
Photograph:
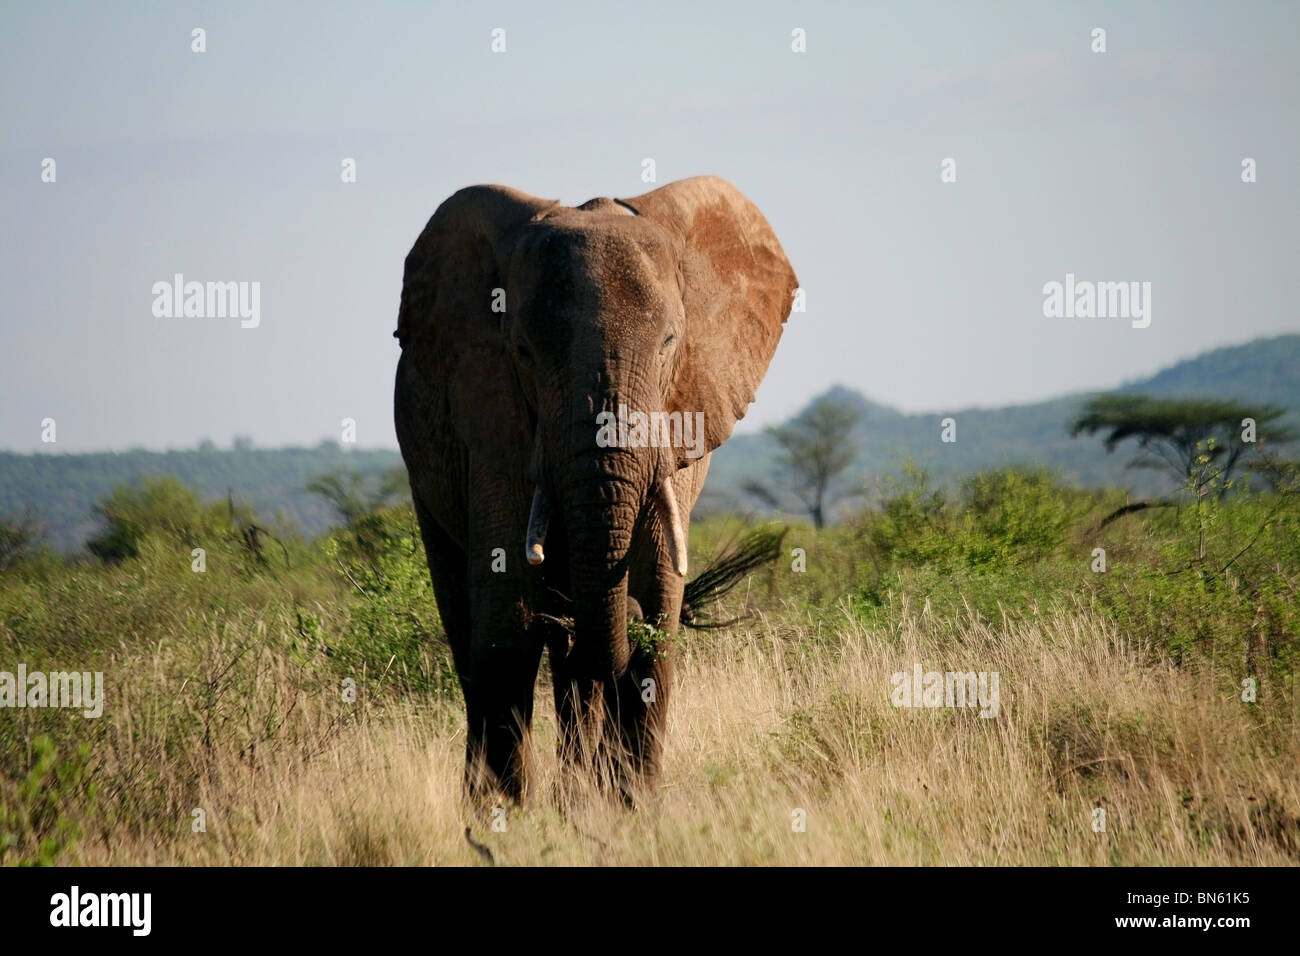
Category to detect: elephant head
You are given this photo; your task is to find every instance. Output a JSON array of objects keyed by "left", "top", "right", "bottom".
[{"left": 395, "top": 176, "right": 797, "bottom": 685}]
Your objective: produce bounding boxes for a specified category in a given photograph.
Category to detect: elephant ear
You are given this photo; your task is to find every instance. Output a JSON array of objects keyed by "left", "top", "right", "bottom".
[
  {"left": 395, "top": 185, "right": 557, "bottom": 350},
  {"left": 622, "top": 176, "right": 798, "bottom": 459},
  {"left": 395, "top": 185, "right": 557, "bottom": 475}
]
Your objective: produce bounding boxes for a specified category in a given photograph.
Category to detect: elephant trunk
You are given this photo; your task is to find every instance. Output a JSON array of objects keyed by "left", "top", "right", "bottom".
[{"left": 560, "top": 447, "right": 647, "bottom": 681}]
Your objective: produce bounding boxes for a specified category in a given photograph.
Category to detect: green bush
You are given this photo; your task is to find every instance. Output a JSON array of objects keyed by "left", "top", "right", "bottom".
[
  {"left": 959, "top": 467, "right": 1082, "bottom": 567},
  {"left": 0, "top": 735, "right": 95, "bottom": 866},
  {"left": 692, "top": 465, "right": 1298, "bottom": 681},
  {"left": 323, "top": 505, "right": 456, "bottom": 697},
  {"left": 1091, "top": 491, "right": 1300, "bottom": 678},
  {"left": 87, "top": 476, "right": 244, "bottom": 561},
  {"left": 863, "top": 465, "right": 1086, "bottom": 573}
]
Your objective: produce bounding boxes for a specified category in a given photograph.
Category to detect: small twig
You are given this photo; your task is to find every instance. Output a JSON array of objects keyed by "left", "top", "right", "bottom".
[
  {"left": 336, "top": 560, "right": 369, "bottom": 596},
  {"left": 1219, "top": 500, "right": 1285, "bottom": 574},
  {"left": 536, "top": 612, "right": 575, "bottom": 632},
  {"left": 681, "top": 614, "right": 749, "bottom": 631}
]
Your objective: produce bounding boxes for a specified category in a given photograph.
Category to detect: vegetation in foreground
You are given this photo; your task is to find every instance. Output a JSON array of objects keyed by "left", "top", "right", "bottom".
[{"left": 0, "top": 463, "right": 1297, "bottom": 865}]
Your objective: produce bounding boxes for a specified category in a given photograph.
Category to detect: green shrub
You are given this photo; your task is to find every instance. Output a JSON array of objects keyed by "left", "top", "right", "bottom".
[
  {"left": 323, "top": 505, "right": 456, "bottom": 697},
  {"left": 1092, "top": 491, "right": 1300, "bottom": 678},
  {"left": 0, "top": 735, "right": 96, "bottom": 866},
  {"left": 863, "top": 465, "right": 1086, "bottom": 573},
  {"left": 959, "top": 467, "right": 1082, "bottom": 568},
  {"left": 87, "top": 476, "right": 247, "bottom": 562}
]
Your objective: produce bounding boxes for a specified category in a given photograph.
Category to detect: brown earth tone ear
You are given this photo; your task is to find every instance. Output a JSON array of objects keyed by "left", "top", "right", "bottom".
[
  {"left": 621, "top": 176, "right": 798, "bottom": 463},
  {"left": 394, "top": 186, "right": 557, "bottom": 475},
  {"left": 395, "top": 185, "right": 557, "bottom": 350}
]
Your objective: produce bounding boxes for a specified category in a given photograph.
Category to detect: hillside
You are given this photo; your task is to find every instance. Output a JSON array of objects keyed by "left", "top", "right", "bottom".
[
  {"left": 0, "top": 443, "right": 403, "bottom": 551},
  {"left": 703, "top": 334, "right": 1300, "bottom": 517},
  {"left": 2, "top": 335, "right": 1297, "bottom": 549}
]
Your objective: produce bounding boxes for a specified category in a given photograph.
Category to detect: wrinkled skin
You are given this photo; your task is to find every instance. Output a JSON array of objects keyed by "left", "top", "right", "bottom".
[{"left": 393, "top": 176, "right": 797, "bottom": 803}]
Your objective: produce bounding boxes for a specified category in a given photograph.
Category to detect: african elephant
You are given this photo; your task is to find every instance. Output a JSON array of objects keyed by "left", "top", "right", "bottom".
[{"left": 393, "top": 176, "right": 797, "bottom": 802}]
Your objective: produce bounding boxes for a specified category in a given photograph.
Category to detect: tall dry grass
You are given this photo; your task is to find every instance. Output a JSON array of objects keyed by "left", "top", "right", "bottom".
[{"left": 67, "top": 599, "right": 1298, "bottom": 866}]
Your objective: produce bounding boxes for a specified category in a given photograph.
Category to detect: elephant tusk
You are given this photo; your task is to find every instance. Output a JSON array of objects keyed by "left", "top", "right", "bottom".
[
  {"left": 658, "top": 480, "right": 688, "bottom": 576},
  {"left": 525, "top": 487, "right": 550, "bottom": 565}
]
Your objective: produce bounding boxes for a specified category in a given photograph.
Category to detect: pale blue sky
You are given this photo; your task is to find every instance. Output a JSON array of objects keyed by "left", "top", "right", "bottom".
[{"left": 2, "top": 0, "right": 1297, "bottom": 452}]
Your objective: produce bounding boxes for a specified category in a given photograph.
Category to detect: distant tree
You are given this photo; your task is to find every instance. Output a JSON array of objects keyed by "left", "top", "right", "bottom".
[
  {"left": 306, "top": 467, "right": 409, "bottom": 526},
  {"left": 1247, "top": 453, "right": 1300, "bottom": 496},
  {"left": 87, "top": 476, "right": 235, "bottom": 560},
  {"left": 744, "top": 396, "right": 863, "bottom": 528},
  {"left": 376, "top": 465, "right": 412, "bottom": 503},
  {"left": 1070, "top": 394, "right": 1296, "bottom": 523}
]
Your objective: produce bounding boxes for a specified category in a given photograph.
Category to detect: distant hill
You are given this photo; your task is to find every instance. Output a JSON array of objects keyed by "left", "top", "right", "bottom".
[
  {"left": 702, "top": 334, "right": 1300, "bottom": 517},
  {"left": 2, "top": 335, "right": 1297, "bottom": 550},
  {"left": 0, "top": 443, "right": 403, "bottom": 552}
]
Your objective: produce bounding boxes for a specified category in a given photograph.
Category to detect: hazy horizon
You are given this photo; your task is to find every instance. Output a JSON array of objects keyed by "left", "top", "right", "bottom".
[{"left": 5, "top": 330, "right": 1293, "bottom": 455}]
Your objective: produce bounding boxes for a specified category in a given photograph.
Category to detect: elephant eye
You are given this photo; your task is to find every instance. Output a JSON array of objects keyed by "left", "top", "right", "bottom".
[
  {"left": 516, "top": 342, "right": 534, "bottom": 366},
  {"left": 661, "top": 333, "right": 676, "bottom": 351}
]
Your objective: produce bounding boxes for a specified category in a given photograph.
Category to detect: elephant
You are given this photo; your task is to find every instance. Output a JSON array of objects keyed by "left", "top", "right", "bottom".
[{"left": 393, "top": 175, "right": 797, "bottom": 803}]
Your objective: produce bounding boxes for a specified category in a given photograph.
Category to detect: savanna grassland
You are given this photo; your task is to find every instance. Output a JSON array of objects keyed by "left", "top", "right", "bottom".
[{"left": 1, "top": 468, "right": 1297, "bottom": 866}]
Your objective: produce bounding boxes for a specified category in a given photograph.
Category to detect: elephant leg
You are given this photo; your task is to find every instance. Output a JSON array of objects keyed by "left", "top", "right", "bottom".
[
  {"left": 462, "top": 461, "right": 542, "bottom": 803},
  {"left": 410, "top": 494, "right": 493, "bottom": 799},
  {"left": 549, "top": 638, "right": 607, "bottom": 780},
  {"left": 465, "top": 633, "right": 544, "bottom": 803},
  {"left": 605, "top": 648, "right": 673, "bottom": 802},
  {"left": 598, "top": 616, "right": 675, "bottom": 807},
  {"left": 411, "top": 494, "right": 472, "bottom": 697},
  {"left": 547, "top": 590, "right": 677, "bottom": 806}
]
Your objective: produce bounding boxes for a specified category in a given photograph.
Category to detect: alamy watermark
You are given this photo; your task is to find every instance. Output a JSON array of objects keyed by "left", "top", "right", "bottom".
[
  {"left": 152, "top": 274, "right": 260, "bottom": 328},
  {"left": 595, "top": 404, "right": 705, "bottom": 459},
  {"left": 0, "top": 665, "right": 104, "bottom": 718},
  {"left": 1042, "top": 273, "right": 1151, "bottom": 329},
  {"left": 50, "top": 886, "right": 150, "bottom": 936},
  {"left": 890, "top": 663, "right": 999, "bottom": 718}
]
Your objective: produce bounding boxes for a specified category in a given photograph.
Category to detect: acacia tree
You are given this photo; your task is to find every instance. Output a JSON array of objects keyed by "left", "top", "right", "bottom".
[
  {"left": 306, "top": 466, "right": 409, "bottom": 526},
  {"left": 744, "top": 396, "right": 862, "bottom": 528},
  {"left": 1070, "top": 394, "right": 1295, "bottom": 524}
]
